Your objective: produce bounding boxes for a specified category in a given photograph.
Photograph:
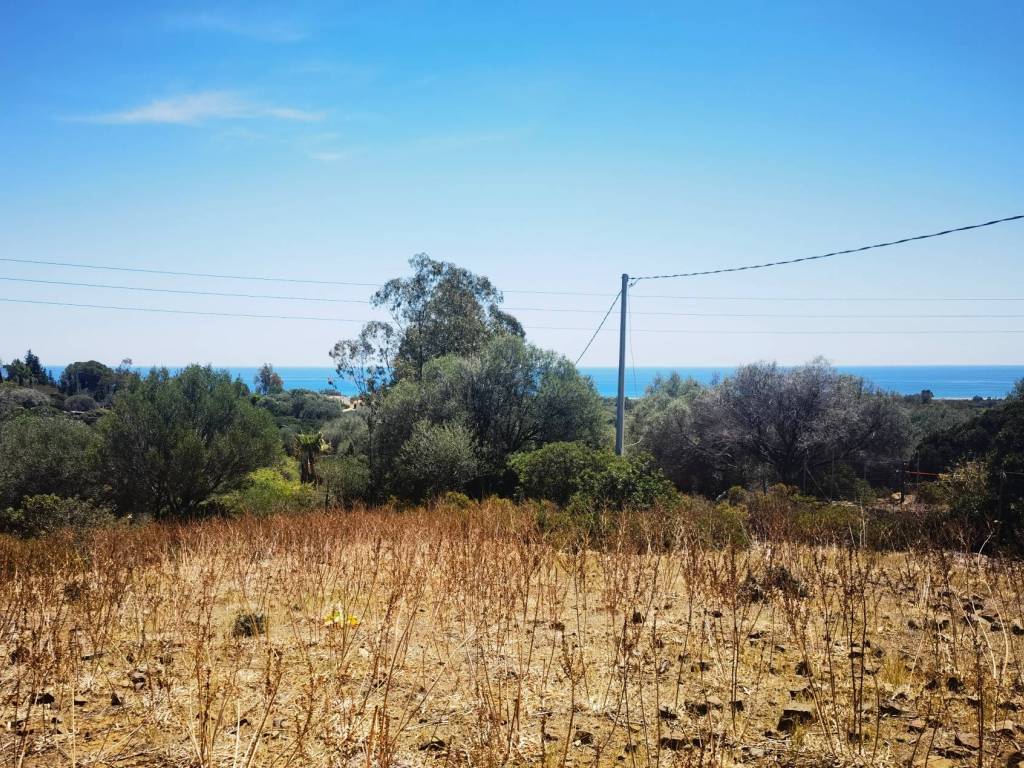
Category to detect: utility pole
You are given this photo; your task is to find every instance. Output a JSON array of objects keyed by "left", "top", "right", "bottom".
[{"left": 615, "top": 273, "right": 629, "bottom": 455}]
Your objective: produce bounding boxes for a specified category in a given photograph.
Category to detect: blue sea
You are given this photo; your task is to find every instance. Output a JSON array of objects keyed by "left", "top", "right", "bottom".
[{"left": 51, "top": 364, "right": 1023, "bottom": 400}]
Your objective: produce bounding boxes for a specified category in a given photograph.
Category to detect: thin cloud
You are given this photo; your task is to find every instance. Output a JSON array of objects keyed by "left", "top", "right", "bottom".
[
  {"left": 167, "top": 11, "right": 305, "bottom": 43},
  {"left": 73, "top": 91, "right": 323, "bottom": 125},
  {"left": 307, "top": 151, "right": 353, "bottom": 163}
]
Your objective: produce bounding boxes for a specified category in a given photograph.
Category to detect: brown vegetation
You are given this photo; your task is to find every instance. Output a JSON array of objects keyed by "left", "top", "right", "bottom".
[{"left": 3, "top": 501, "right": 1024, "bottom": 767}]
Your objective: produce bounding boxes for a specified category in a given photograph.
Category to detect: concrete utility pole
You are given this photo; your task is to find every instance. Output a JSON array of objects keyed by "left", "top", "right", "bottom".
[{"left": 615, "top": 273, "right": 628, "bottom": 455}]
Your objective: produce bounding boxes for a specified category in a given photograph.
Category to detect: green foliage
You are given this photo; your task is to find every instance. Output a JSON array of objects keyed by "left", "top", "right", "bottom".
[
  {"left": 370, "top": 335, "right": 606, "bottom": 497},
  {"left": 0, "top": 494, "right": 113, "bottom": 538},
  {"left": 58, "top": 360, "right": 117, "bottom": 401},
  {"left": 217, "top": 461, "right": 318, "bottom": 516},
  {"left": 3, "top": 350, "right": 53, "bottom": 387},
  {"left": 331, "top": 254, "right": 524, "bottom": 392},
  {"left": 322, "top": 410, "right": 368, "bottom": 454},
  {"left": 392, "top": 421, "right": 480, "bottom": 500},
  {"left": 510, "top": 441, "right": 611, "bottom": 505},
  {"left": 0, "top": 414, "right": 100, "bottom": 509},
  {"left": 98, "top": 365, "right": 280, "bottom": 518},
  {"left": 319, "top": 454, "right": 371, "bottom": 506},
  {"left": 566, "top": 452, "right": 679, "bottom": 515},
  {"left": 295, "top": 431, "right": 329, "bottom": 483}
]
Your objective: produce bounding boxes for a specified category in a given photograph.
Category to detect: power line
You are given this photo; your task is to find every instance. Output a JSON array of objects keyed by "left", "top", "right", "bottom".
[
  {"left": 0, "top": 257, "right": 384, "bottom": 287},
  {"left": 4, "top": 297, "right": 1024, "bottom": 336},
  {"left": 0, "top": 255, "right": 612, "bottom": 297},
  {"left": 5, "top": 277, "right": 1023, "bottom": 318},
  {"left": 0, "top": 276, "right": 375, "bottom": 304},
  {"left": 0, "top": 298, "right": 369, "bottom": 323},
  {"left": 574, "top": 291, "right": 621, "bottom": 365},
  {"left": 630, "top": 294, "right": 1024, "bottom": 302},
  {"left": 630, "top": 214, "right": 1024, "bottom": 282}
]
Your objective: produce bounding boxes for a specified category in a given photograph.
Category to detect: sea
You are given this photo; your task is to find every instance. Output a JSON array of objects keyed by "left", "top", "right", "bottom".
[{"left": 48, "top": 365, "right": 1024, "bottom": 400}]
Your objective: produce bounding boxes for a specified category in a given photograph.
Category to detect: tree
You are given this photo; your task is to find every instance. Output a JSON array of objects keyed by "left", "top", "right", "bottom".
[
  {"left": 368, "top": 336, "right": 606, "bottom": 496},
  {"left": 4, "top": 350, "right": 53, "bottom": 386},
  {"left": 98, "top": 366, "right": 279, "bottom": 518},
  {"left": 254, "top": 363, "right": 285, "bottom": 395},
  {"left": 295, "top": 431, "right": 329, "bottom": 484},
  {"left": 59, "top": 360, "right": 116, "bottom": 400},
  {"left": 697, "top": 360, "right": 909, "bottom": 488},
  {"left": 330, "top": 254, "right": 524, "bottom": 390},
  {"left": 627, "top": 374, "right": 732, "bottom": 494}
]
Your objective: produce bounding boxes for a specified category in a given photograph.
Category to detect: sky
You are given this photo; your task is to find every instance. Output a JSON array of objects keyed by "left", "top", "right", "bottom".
[{"left": 2, "top": 1, "right": 1023, "bottom": 368}]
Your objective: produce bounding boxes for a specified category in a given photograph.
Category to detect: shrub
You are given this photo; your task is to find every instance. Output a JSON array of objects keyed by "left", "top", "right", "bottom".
[
  {"left": 0, "top": 414, "right": 100, "bottom": 509},
  {"left": 510, "top": 441, "right": 611, "bottom": 505},
  {"left": 0, "top": 387, "right": 52, "bottom": 411},
  {"left": 392, "top": 421, "right": 480, "bottom": 500},
  {"left": 0, "top": 494, "right": 113, "bottom": 538},
  {"left": 319, "top": 454, "right": 371, "bottom": 506},
  {"left": 98, "top": 366, "right": 280, "bottom": 518},
  {"left": 567, "top": 452, "right": 679, "bottom": 514},
  {"left": 934, "top": 460, "right": 993, "bottom": 544},
  {"left": 64, "top": 394, "right": 98, "bottom": 412},
  {"left": 217, "top": 461, "right": 318, "bottom": 517}
]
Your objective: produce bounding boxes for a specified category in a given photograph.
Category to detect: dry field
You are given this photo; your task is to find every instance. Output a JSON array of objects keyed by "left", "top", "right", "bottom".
[{"left": 3, "top": 503, "right": 1024, "bottom": 768}]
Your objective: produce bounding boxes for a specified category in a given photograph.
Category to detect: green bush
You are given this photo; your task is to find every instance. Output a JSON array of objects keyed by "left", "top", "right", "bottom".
[
  {"left": 98, "top": 366, "right": 280, "bottom": 518},
  {"left": 392, "top": 421, "right": 480, "bottom": 500},
  {"left": 0, "top": 414, "right": 100, "bottom": 509},
  {"left": 218, "top": 461, "right": 317, "bottom": 516},
  {"left": 567, "top": 452, "right": 679, "bottom": 514},
  {"left": 319, "top": 454, "right": 371, "bottom": 506},
  {"left": 0, "top": 494, "right": 113, "bottom": 538},
  {"left": 510, "top": 441, "right": 611, "bottom": 505}
]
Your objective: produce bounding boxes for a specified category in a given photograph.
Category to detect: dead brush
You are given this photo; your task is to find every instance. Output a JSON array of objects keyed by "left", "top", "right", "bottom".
[{"left": 3, "top": 501, "right": 1024, "bottom": 768}]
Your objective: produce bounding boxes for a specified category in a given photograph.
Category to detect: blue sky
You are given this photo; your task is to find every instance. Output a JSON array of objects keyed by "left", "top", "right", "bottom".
[{"left": 2, "top": 1, "right": 1023, "bottom": 368}]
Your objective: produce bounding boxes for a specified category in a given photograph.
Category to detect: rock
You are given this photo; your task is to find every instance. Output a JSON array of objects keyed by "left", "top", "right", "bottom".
[
  {"left": 908, "top": 718, "right": 928, "bottom": 733},
  {"left": 574, "top": 728, "right": 594, "bottom": 745},
  {"left": 992, "top": 720, "right": 1017, "bottom": 737},
  {"left": 686, "top": 696, "right": 723, "bottom": 716},
  {"left": 419, "top": 739, "right": 446, "bottom": 752},
  {"left": 778, "top": 703, "right": 816, "bottom": 733},
  {"left": 1012, "top": 622, "right": 1024, "bottom": 637},
  {"left": 789, "top": 685, "right": 812, "bottom": 701},
  {"left": 879, "top": 701, "right": 908, "bottom": 718},
  {"left": 912, "top": 757, "right": 956, "bottom": 768},
  {"left": 955, "top": 731, "right": 980, "bottom": 750},
  {"left": 658, "top": 737, "right": 688, "bottom": 751}
]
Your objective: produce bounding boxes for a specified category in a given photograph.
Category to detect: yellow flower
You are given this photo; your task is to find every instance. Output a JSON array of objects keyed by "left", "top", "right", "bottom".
[{"left": 323, "top": 607, "right": 361, "bottom": 628}]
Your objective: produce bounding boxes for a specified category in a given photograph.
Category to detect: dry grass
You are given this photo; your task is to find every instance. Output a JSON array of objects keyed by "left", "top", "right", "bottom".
[{"left": 2, "top": 501, "right": 1024, "bottom": 767}]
